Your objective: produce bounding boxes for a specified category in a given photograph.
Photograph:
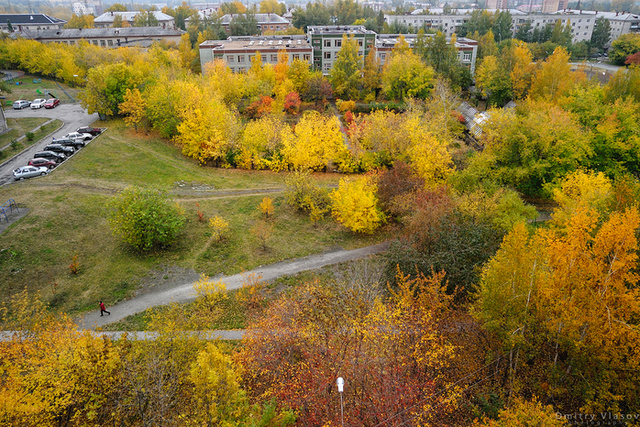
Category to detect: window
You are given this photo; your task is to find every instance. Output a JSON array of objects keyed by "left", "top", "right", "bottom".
[
  {"left": 227, "top": 55, "right": 234, "bottom": 63},
  {"left": 92, "top": 40, "right": 98, "bottom": 45},
  {"left": 358, "top": 40, "right": 363, "bottom": 47},
  {"left": 107, "top": 39, "right": 113, "bottom": 46},
  {"left": 293, "top": 54, "right": 300, "bottom": 60},
  {"left": 464, "top": 53, "right": 471, "bottom": 61},
  {"left": 335, "top": 39, "right": 342, "bottom": 47},
  {"left": 303, "top": 54, "right": 311, "bottom": 61},
  {"left": 324, "top": 51, "right": 331, "bottom": 59},
  {"left": 261, "top": 55, "right": 267, "bottom": 62},
  {"left": 323, "top": 63, "right": 331, "bottom": 71},
  {"left": 380, "top": 53, "right": 386, "bottom": 59},
  {"left": 271, "top": 54, "right": 278, "bottom": 62},
  {"left": 100, "top": 40, "right": 106, "bottom": 46},
  {"left": 324, "top": 39, "right": 331, "bottom": 47},
  {"left": 238, "top": 55, "right": 245, "bottom": 63}
]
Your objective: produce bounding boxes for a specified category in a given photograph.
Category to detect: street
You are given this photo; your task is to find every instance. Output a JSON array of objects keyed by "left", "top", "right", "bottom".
[{"left": 0, "top": 103, "right": 99, "bottom": 186}]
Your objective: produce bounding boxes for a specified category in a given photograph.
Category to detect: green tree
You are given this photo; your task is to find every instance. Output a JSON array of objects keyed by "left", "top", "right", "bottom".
[
  {"left": 382, "top": 49, "right": 434, "bottom": 100},
  {"left": 291, "top": 1, "right": 331, "bottom": 30},
  {"left": 79, "top": 62, "right": 145, "bottom": 118},
  {"left": 329, "top": 35, "right": 362, "bottom": 99},
  {"left": 590, "top": 17, "right": 611, "bottom": 53},
  {"left": 133, "top": 10, "right": 159, "bottom": 27},
  {"left": 609, "top": 33, "right": 640, "bottom": 65},
  {"left": 162, "top": 2, "right": 198, "bottom": 30},
  {"left": 491, "top": 10, "right": 512, "bottom": 43},
  {"left": 229, "top": 10, "right": 259, "bottom": 36},
  {"left": 107, "top": 187, "right": 186, "bottom": 251}
]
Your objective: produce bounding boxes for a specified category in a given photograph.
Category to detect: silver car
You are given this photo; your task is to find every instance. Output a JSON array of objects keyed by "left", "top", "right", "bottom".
[
  {"left": 13, "top": 166, "right": 49, "bottom": 180},
  {"left": 13, "top": 100, "right": 31, "bottom": 109}
]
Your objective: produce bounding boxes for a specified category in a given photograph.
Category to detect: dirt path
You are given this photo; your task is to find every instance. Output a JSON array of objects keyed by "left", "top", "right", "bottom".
[{"left": 76, "top": 241, "right": 390, "bottom": 330}]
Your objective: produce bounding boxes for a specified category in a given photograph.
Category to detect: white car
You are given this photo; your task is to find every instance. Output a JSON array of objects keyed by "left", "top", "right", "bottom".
[
  {"left": 30, "top": 99, "right": 47, "bottom": 109},
  {"left": 13, "top": 166, "right": 49, "bottom": 180},
  {"left": 64, "top": 132, "right": 93, "bottom": 142}
]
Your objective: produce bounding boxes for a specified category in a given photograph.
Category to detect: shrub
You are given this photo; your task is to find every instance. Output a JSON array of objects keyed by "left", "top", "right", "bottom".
[
  {"left": 107, "top": 187, "right": 186, "bottom": 251},
  {"left": 25, "top": 132, "right": 35, "bottom": 142},
  {"left": 259, "top": 197, "right": 274, "bottom": 218},
  {"left": 69, "top": 255, "right": 80, "bottom": 275},
  {"left": 330, "top": 175, "right": 386, "bottom": 234},
  {"left": 284, "top": 170, "right": 330, "bottom": 214},
  {"left": 10, "top": 140, "right": 19, "bottom": 150},
  {"left": 209, "top": 216, "right": 230, "bottom": 242},
  {"left": 194, "top": 274, "right": 228, "bottom": 316}
]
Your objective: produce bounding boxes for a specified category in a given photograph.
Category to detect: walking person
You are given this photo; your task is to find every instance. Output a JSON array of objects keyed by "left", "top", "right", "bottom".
[{"left": 99, "top": 301, "right": 111, "bottom": 316}]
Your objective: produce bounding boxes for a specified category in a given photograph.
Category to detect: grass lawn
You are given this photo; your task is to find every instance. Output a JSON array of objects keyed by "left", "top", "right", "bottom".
[
  {"left": 0, "top": 119, "right": 63, "bottom": 157},
  {"left": 0, "top": 119, "right": 390, "bottom": 317},
  {"left": 1, "top": 74, "right": 81, "bottom": 105}
]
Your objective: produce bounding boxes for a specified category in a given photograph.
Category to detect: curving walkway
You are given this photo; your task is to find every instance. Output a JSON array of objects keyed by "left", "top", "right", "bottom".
[{"left": 76, "top": 241, "right": 390, "bottom": 330}]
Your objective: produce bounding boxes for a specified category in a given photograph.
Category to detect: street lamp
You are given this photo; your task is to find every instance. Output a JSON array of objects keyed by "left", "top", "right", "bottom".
[{"left": 337, "top": 377, "right": 345, "bottom": 427}]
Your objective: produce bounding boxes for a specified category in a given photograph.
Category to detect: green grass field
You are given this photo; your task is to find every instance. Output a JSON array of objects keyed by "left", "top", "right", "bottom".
[
  {"left": 2, "top": 75, "right": 81, "bottom": 105},
  {"left": 0, "top": 119, "right": 389, "bottom": 317}
]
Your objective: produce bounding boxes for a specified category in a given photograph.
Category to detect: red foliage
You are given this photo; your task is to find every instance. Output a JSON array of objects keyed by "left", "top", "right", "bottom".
[
  {"left": 245, "top": 96, "right": 274, "bottom": 119},
  {"left": 343, "top": 110, "right": 354, "bottom": 124},
  {"left": 625, "top": 52, "right": 640, "bottom": 65},
  {"left": 283, "top": 92, "right": 301, "bottom": 115}
]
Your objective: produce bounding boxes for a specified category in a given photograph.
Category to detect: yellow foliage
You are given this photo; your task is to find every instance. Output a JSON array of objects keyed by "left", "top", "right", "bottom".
[
  {"left": 281, "top": 111, "right": 348, "bottom": 171},
  {"left": 194, "top": 274, "right": 229, "bottom": 315},
  {"left": 330, "top": 175, "right": 386, "bottom": 234},
  {"left": 259, "top": 196, "right": 274, "bottom": 218},
  {"left": 209, "top": 215, "right": 230, "bottom": 241},
  {"left": 551, "top": 170, "right": 613, "bottom": 226}
]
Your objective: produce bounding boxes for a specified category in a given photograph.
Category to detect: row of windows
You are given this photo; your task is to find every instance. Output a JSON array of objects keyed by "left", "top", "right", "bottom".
[
  {"left": 322, "top": 38, "right": 371, "bottom": 48},
  {"left": 225, "top": 53, "right": 311, "bottom": 63}
]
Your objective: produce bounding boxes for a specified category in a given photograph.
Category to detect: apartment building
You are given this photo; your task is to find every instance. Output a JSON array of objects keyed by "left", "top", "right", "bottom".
[
  {"left": 93, "top": 11, "right": 176, "bottom": 29},
  {"left": 220, "top": 13, "right": 291, "bottom": 35},
  {"left": 199, "top": 35, "right": 312, "bottom": 72},
  {"left": 307, "top": 25, "right": 377, "bottom": 74}
]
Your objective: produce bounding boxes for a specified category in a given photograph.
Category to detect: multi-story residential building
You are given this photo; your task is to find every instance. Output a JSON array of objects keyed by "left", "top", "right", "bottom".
[
  {"left": 542, "top": 0, "right": 567, "bottom": 13},
  {"left": 375, "top": 33, "right": 478, "bottom": 73},
  {"left": 0, "top": 13, "right": 66, "bottom": 32},
  {"left": 199, "top": 35, "right": 312, "bottom": 72},
  {"left": 486, "top": 0, "right": 510, "bottom": 10},
  {"left": 24, "top": 27, "right": 185, "bottom": 48},
  {"left": 93, "top": 11, "right": 176, "bottom": 29},
  {"left": 384, "top": 12, "right": 526, "bottom": 37},
  {"left": 220, "top": 13, "right": 291, "bottom": 35},
  {"left": 307, "top": 25, "right": 377, "bottom": 74}
]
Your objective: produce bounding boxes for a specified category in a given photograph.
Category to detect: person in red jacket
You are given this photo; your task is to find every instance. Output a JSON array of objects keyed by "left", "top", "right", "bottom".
[{"left": 99, "top": 301, "right": 111, "bottom": 316}]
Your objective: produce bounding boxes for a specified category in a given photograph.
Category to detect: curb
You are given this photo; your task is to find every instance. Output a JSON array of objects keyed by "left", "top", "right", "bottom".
[{"left": 0, "top": 118, "right": 64, "bottom": 169}]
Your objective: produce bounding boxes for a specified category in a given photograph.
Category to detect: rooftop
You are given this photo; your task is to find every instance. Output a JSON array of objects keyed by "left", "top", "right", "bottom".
[
  {"left": 29, "top": 27, "right": 186, "bottom": 39},
  {"left": 0, "top": 13, "right": 66, "bottom": 25},
  {"left": 307, "top": 25, "right": 377, "bottom": 36},
  {"left": 200, "top": 35, "right": 310, "bottom": 50},
  {"left": 220, "top": 13, "right": 290, "bottom": 25},
  {"left": 94, "top": 11, "right": 175, "bottom": 23}
]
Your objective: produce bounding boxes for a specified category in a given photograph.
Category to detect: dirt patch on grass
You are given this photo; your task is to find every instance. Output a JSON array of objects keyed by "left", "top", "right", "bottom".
[{"left": 135, "top": 264, "right": 202, "bottom": 297}]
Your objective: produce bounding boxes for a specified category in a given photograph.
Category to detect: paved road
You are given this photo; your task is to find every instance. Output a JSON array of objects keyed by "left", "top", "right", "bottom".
[
  {"left": 0, "top": 330, "right": 244, "bottom": 341},
  {"left": 77, "top": 241, "right": 390, "bottom": 330},
  {"left": 0, "top": 103, "right": 98, "bottom": 186}
]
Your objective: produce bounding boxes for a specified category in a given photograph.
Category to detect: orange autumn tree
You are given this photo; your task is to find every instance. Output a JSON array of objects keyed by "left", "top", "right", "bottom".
[
  {"left": 236, "top": 271, "right": 462, "bottom": 426},
  {"left": 476, "top": 195, "right": 640, "bottom": 412}
]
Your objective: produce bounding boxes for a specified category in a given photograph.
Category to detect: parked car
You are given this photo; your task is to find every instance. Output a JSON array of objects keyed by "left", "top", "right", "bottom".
[
  {"left": 28, "top": 158, "right": 58, "bottom": 169},
  {"left": 64, "top": 132, "right": 93, "bottom": 142},
  {"left": 31, "top": 98, "right": 46, "bottom": 109},
  {"left": 13, "top": 100, "right": 31, "bottom": 109},
  {"left": 33, "top": 151, "right": 65, "bottom": 163},
  {"left": 44, "top": 98, "right": 60, "bottom": 109},
  {"left": 76, "top": 126, "right": 102, "bottom": 136},
  {"left": 13, "top": 166, "right": 49, "bottom": 180},
  {"left": 44, "top": 144, "right": 75, "bottom": 156},
  {"left": 53, "top": 137, "right": 85, "bottom": 149}
]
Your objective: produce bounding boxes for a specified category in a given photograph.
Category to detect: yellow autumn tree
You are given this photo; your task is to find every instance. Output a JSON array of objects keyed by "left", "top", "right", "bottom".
[
  {"left": 238, "top": 115, "right": 286, "bottom": 170},
  {"left": 280, "top": 111, "right": 348, "bottom": 171},
  {"left": 174, "top": 82, "right": 239, "bottom": 165},
  {"left": 404, "top": 113, "right": 454, "bottom": 187},
  {"left": 329, "top": 175, "right": 386, "bottom": 234},
  {"left": 530, "top": 46, "right": 585, "bottom": 102},
  {"left": 119, "top": 87, "right": 146, "bottom": 132}
]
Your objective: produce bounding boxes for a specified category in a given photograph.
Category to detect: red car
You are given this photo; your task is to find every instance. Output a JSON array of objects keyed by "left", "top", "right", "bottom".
[
  {"left": 28, "top": 157, "right": 58, "bottom": 169},
  {"left": 44, "top": 98, "right": 60, "bottom": 109}
]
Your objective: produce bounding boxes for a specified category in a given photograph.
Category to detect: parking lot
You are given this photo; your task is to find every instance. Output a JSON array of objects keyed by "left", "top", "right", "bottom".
[{"left": 0, "top": 103, "right": 99, "bottom": 186}]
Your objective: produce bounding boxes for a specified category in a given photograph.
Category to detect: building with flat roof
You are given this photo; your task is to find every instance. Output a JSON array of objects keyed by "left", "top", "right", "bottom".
[
  {"left": 307, "top": 25, "right": 377, "bottom": 74},
  {"left": 220, "top": 13, "right": 291, "bottom": 35},
  {"left": 199, "top": 35, "right": 312, "bottom": 72},
  {"left": 23, "top": 27, "right": 185, "bottom": 48},
  {"left": 0, "top": 13, "right": 66, "bottom": 32},
  {"left": 375, "top": 33, "right": 478, "bottom": 73},
  {"left": 93, "top": 11, "right": 175, "bottom": 29}
]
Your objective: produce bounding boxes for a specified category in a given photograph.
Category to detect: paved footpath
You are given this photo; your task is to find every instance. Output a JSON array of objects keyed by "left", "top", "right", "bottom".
[{"left": 77, "top": 242, "right": 390, "bottom": 330}]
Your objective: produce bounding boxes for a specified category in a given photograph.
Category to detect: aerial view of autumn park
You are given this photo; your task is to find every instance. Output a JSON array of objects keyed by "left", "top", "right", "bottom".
[{"left": 0, "top": 0, "right": 639, "bottom": 424}]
